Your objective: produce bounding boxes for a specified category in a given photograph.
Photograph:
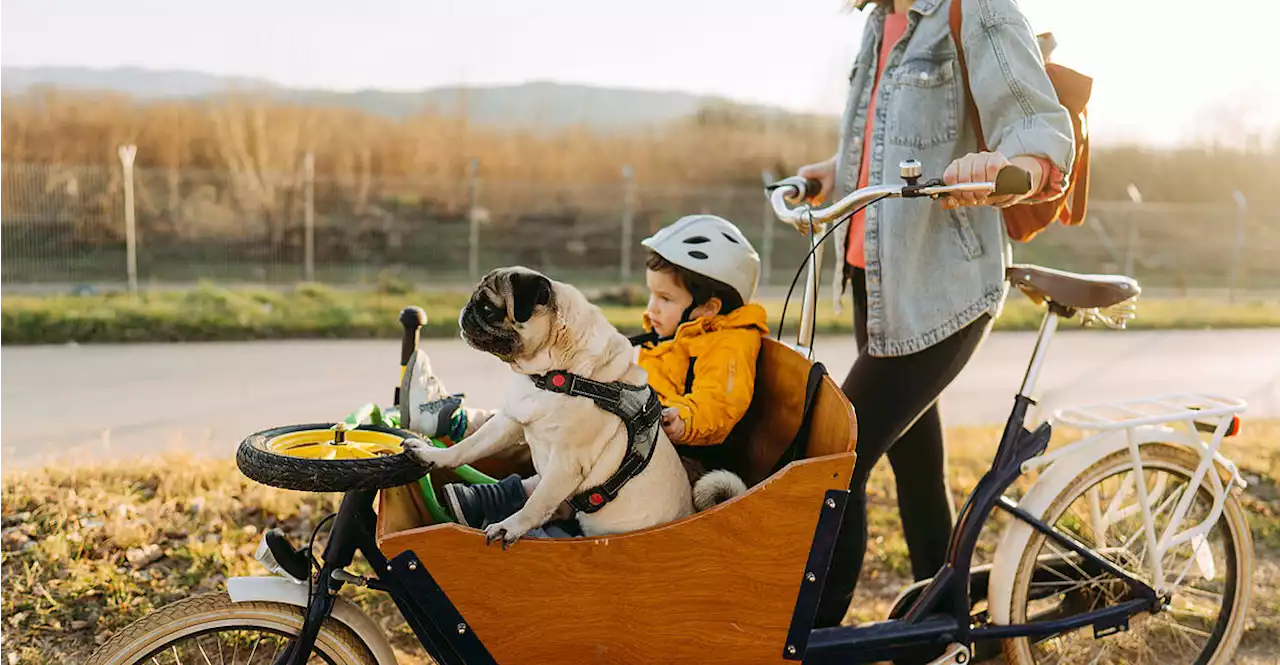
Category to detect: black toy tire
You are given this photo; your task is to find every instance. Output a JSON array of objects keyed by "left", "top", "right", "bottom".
[{"left": 235, "top": 423, "right": 426, "bottom": 492}]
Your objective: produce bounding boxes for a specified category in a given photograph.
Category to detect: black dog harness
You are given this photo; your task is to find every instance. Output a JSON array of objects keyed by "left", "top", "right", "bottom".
[{"left": 530, "top": 370, "right": 664, "bottom": 513}]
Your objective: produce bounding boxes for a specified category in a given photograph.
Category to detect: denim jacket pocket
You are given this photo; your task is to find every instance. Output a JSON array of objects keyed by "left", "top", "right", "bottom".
[
  {"left": 885, "top": 57, "right": 959, "bottom": 149},
  {"left": 947, "top": 206, "right": 985, "bottom": 260}
]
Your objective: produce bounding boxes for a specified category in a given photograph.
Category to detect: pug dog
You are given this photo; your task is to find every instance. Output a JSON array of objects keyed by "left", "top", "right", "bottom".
[{"left": 404, "top": 267, "right": 695, "bottom": 545}]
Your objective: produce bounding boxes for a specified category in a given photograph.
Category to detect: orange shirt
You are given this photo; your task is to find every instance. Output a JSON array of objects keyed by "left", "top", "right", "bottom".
[{"left": 846, "top": 12, "right": 908, "bottom": 269}]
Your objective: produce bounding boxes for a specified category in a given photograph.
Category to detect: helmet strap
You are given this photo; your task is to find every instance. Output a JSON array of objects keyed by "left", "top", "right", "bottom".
[
  {"left": 679, "top": 302, "right": 699, "bottom": 327},
  {"left": 629, "top": 302, "right": 704, "bottom": 347}
]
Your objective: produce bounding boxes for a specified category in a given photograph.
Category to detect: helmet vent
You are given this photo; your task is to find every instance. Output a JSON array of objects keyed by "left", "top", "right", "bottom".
[
  {"left": 688, "top": 250, "right": 709, "bottom": 260},
  {"left": 721, "top": 232, "right": 740, "bottom": 244},
  {"left": 683, "top": 236, "right": 711, "bottom": 245}
]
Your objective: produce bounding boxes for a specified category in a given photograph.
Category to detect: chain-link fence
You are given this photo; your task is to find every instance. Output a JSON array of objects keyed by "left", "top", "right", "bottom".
[{"left": 4, "top": 160, "right": 1279, "bottom": 299}]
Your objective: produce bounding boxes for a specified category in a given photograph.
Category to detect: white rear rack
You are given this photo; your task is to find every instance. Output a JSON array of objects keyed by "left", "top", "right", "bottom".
[{"left": 1051, "top": 393, "right": 1246, "bottom": 432}]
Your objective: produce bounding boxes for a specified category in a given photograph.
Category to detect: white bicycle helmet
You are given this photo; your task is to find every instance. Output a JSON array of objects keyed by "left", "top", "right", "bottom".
[{"left": 641, "top": 214, "right": 761, "bottom": 303}]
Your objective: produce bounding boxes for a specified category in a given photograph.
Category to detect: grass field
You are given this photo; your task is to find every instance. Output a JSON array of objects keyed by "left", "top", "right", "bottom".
[
  {"left": 4, "top": 281, "right": 1280, "bottom": 345},
  {"left": 4, "top": 421, "right": 1280, "bottom": 664}
]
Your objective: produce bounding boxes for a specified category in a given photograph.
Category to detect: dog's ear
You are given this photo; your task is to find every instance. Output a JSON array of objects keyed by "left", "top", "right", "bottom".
[{"left": 510, "top": 272, "right": 552, "bottom": 324}]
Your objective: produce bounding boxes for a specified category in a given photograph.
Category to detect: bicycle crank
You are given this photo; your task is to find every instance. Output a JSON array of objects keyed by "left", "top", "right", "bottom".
[{"left": 927, "top": 642, "right": 972, "bottom": 665}]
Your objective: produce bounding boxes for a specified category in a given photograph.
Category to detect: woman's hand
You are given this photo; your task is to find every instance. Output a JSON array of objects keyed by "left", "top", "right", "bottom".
[
  {"left": 941, "top": 151, "right": 1043, "bottom": 210},
  {"left": 796, "top": 153, "right": 838, "bottom": 205},
  {"left": 789, "top": 153, "right": 838, "bottom": 235}
]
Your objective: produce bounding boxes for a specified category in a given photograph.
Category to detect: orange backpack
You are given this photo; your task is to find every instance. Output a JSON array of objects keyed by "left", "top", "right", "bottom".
[{"left": 949, "top": 0, "right": 1093, "bottom": 242}]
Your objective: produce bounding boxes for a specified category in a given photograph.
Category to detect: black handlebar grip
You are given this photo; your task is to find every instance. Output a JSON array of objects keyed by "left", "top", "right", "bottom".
[
  {"left": 804, "top": 178, "right": 825, "bottom": 199},
  {"left": 993, "top": 165, "right": 1033, "bottom": 197},
  {"left": 398, "top": 306, "right": 427, "bottom": 367}
]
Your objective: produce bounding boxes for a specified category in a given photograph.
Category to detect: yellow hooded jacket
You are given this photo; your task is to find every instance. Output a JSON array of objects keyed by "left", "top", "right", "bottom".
[{"left": 637, "top": 303, "right": 770, "bottom": 447}]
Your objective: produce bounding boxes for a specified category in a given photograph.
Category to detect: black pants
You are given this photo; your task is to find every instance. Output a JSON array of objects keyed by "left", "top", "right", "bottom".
[{"left": 815, "top": 267, "right": 993, "bottom": 627}]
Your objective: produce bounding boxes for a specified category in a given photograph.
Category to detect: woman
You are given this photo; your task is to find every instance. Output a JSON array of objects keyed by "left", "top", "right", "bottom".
[{"left": 794, "top": 0, "right": 1075, "bottom": 626}]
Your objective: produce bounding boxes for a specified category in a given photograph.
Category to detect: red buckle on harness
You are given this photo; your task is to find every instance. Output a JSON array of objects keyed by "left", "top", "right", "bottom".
[
  {"left": 588, "top": 492, "right": 604, "bottom": 507},
  {"left": 551, "top": 373, "right": 567, "bottom": 388}
]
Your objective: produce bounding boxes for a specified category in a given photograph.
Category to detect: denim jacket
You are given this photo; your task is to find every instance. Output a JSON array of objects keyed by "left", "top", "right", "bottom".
[{"left": 832, "top": 0, "right": 1075, "bottom": 357}]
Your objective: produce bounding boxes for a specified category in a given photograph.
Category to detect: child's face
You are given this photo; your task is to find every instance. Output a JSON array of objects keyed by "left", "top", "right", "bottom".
[{"left": 645, "top": 268, "right": 693, "bottom": 338}]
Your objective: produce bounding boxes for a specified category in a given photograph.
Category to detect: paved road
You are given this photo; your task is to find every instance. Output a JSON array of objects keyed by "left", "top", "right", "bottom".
[{"left": 3, "top": 330, "right": 1278, "bottom": 469}]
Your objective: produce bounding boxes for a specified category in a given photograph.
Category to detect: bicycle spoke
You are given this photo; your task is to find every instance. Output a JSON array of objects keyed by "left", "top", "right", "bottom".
[
  {"left": 1045, "top": 540, "right": 1094, "bottom": 586},
  {"left": 246, "top": 633, "right": 263, "bottom": 663}
]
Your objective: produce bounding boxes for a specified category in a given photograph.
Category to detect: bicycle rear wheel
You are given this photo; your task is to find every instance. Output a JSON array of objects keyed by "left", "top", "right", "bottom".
[
  {"left": 85, "top": 593, "right": 376, "bottom": 665},
  {"left": 1002, "top": 443, "right": 1253, "bottom": 665}
]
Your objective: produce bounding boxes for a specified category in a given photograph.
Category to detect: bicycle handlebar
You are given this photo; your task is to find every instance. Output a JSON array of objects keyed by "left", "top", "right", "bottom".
[
  {"left": 767, "top": 160, "right": 1032, "bottom": 232},
  {"left": 766, "top": 159, "right": 1033, "bottom": 356}
]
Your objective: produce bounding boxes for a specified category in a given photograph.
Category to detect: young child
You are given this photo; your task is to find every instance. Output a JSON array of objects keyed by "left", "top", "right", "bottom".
[{"left": 406, "top": 214, "right": 768, "bottom": 531}]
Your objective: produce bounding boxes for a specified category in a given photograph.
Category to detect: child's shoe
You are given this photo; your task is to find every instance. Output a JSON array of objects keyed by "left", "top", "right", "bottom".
[{"left": 441, "top": 474, "right": 528, "bottom": 528}]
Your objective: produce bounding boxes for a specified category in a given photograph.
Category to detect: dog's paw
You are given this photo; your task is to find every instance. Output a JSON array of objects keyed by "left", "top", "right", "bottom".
[
  {"left": 484, "top": 516, "right": 528, "bottom": 550},
  {"left": 402, "top": 438, "right": 450, "bottom": 470}
]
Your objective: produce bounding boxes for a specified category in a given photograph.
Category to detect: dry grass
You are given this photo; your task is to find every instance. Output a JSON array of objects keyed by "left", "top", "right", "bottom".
[
  {"left": 4, "top": 421, "right": 1280, "bottom": 664},
  {"left": 3, "top": 91, "right": 1277, "bottom": 200}
]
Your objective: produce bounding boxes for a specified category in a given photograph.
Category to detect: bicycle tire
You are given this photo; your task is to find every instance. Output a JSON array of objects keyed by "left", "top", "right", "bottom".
[
  {"left": 85, "top": 592, "right": 375, "bottom": 665},
  {"left": 236, "top": 423, "right": 427, "bottom": 492}
]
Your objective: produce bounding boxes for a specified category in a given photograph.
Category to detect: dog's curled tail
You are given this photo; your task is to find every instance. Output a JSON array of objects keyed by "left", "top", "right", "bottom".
[{"left": 692, "top": 469, "right": 748, "bottom": 511}]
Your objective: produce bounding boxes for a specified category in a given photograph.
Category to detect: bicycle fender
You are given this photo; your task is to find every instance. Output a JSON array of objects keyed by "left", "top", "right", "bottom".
[
  {"left": 227, "top": 576, "right": 399, "bottom": 665},
  {"left": 987, "top": 426, "right": 1183, "bottom": 625}
]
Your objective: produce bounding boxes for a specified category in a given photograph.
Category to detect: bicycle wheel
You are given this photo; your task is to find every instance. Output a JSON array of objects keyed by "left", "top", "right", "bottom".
[
  {"left": 236, "top": 423, "right": 427, "bottom": 492},
  {"left": 1002, "top": 443, "right": 1253, "bottom": 665},
  {"left": 85, "top": 593, "right": 376, "bottom": 665}
]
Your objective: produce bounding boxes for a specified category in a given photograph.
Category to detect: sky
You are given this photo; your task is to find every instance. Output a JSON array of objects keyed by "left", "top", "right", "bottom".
[{"left": 3, "top": 0, "right": 1279, "bottom": 147}]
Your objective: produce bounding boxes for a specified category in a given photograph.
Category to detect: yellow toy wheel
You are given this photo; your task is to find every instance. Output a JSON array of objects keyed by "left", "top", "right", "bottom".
[
  {"left": 236, "top": 423, "right": 427, "bottom": 492},
  {"left": 264, "top": 426, "right": 404, "bottom": 460}
]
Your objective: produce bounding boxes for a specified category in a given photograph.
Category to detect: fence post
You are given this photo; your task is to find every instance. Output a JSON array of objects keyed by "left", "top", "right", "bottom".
[
  {"left": 118, "top": 145, "right": 139, "bottom": 294},
  {"left": 303, "top": 151, "right": 315, "bottom": 283},
  {"left": 760, "top": 169, "right": 776, "bottom": 287},
  {"left": 467, "top": 158, "right": 481, "bottom": 284},
  {"left": 620, "top": 165, "right": 636, "bottom": 283},
  {"left": 1230, "top": 190, "right": 1247, "bottom": 303},
  {"left": 1124, "top": 183, "right": 1142, "bottom": 278}
]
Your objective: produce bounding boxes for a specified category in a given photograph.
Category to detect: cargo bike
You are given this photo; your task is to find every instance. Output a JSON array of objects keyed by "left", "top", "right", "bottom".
[{"left": 89, "top": 162, "right": 1253, "bottom": 665}]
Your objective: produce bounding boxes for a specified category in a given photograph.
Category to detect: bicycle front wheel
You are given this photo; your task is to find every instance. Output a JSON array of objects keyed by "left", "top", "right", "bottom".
[
  {"left": 1002, "top": 443, "right": 1253, "bottom": 665},
  {"left": 85, "top": 593, "right": 376, "bottom": 665}
]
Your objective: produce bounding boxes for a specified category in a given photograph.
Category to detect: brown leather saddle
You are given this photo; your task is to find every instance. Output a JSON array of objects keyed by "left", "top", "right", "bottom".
[{"left": 1007, "top": 264, "right": 1139, "bottom": 309}]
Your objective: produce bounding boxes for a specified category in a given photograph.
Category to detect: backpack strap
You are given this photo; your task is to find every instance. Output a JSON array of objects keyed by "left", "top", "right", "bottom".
[
  {"left": 531, "top": 370, "right": 664, "bottom": 514},
  {"left": 949, "top": 0, "right": 987, "bottom": 152},
  {"left": 769, "top": 361, "right": 828, "bottom": 476}
]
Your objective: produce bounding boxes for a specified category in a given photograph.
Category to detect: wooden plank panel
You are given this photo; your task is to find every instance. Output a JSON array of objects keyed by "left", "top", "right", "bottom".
[{"left": 377, "top": 453, "right": 855, "bottom": 664}]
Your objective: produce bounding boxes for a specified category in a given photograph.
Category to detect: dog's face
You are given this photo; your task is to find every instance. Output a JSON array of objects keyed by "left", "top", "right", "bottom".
[{"left": 459, "top": 267, "right": 557, "bottom": 362}]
